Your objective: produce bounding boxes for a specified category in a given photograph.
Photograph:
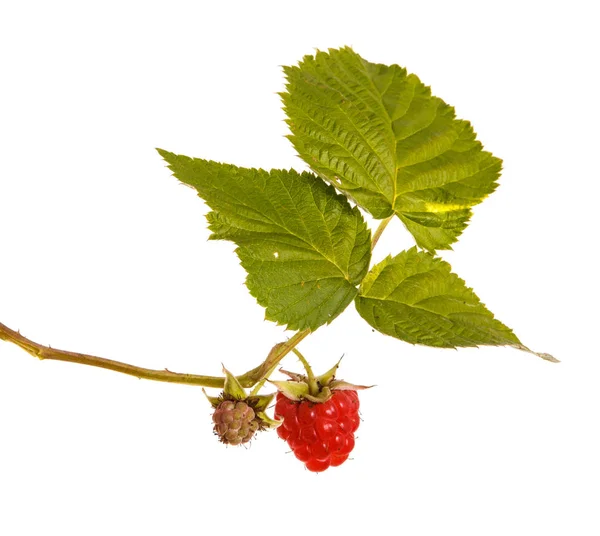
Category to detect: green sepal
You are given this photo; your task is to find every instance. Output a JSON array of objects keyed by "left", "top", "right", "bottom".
[
  {"left": 202, "top": 388, "right": 221, "bottom": 408},
  {"left": 246, "top": 393, "right": 275, "bottom": 413},
  {"left": 257, "top": 411, "right": 282, "bottom": 429},
  {"left": 329, "top": 380, "right": 374, "bottom": 391},
  {"left": 278, "top": 369, "right": 306, "bottom": 382},
  {"left": 273, "top": 359, "right": 372, "bottom": 403},
  {"left": 303, "top": 386, "right": 332, "bottom": 404},
  {"left": 222, "top": 366, "right": 247, "bottom": 400},
  {"left": 269, "top": 379, "right": 309, "bottom": 401},
  {"left": 315, "top": 357, "right": 342, "bottom": 385},
  {"left": 280, "top": 360, "right": 342, "bottom": 386}
]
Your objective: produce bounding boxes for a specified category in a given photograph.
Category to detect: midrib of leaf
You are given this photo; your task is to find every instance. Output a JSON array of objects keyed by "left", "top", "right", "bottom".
[
  {"left": 329, "top": 54, "right": 432, "bottom": 214},
  {"left": 322, "top": 55, "right": 397, "bottom": 191},
  {"left": 356, "top": 249, "right": 521, "bottom": 348},
  {"left": 336, "top": 55, "right": 412, "bottom": 209},
  {"left": 270, "top": 277, "right": 355, "bottom": 318},
  {"left": 332, "top": 52, "right": 481, "bottom": 209},
  {"left": 358, "top": 292, "right": 518, "bottom": 348},
  {"left": 284, "top": 48, "right": 503, "bottom": 250},
  {"left": 160, "top": 151, "right": 358, "bottom": 281},
  {"left": 372, "top": 268, "right": 447, "bottom": 302},
  {"left": 272, "top": 172, "right": 340, "bottom": 270},
  {"left": 356, "top": 61, "right": 456, "bottom": 212},
  {"left": 265, "top": 274, "right": 348, "bottom": 291},
  {"left": 304, "top": 178, "right": 348, "bottom": 277},
  {"left": 395, "top": 152, "right": 498, "bottom": 198},
  {"left": 286, "top": 86, "right": 391, "bottom": 201},
  {"left": 359, "top": 295, "right": 486, "bottom": 347},
  {"left": 159, "top": 150, "right": 372, "bottom": 332},
  {"left": 210, "top": 170, "right": 353, "bottom": 281}
]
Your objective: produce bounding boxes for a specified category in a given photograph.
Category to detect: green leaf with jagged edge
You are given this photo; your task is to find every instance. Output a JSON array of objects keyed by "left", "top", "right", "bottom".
[
  {"left": 355, "top": 248, "right": 557, "bottom": 361},
  {"left": 157, "top": 149, "right": 371, "bottom": 331},
  {"left": 282, "top": 47, "right": 501, "bottom": 251}
]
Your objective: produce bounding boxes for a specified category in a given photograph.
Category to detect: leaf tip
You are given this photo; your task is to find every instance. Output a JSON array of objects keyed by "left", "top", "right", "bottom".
[
  {"left": 536, "top": 352, "right": 560, "bottom": 363},
  {"left": 513, "top": 344, "right": 559, "bottom": 363},
  {"left": 156, "top": 147, "right": 175, "bottom": 163}
]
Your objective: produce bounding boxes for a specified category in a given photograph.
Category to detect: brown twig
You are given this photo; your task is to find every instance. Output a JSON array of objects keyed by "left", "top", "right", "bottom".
[{"left": 0, "top": 322, "right": 310, "bottom": 388}]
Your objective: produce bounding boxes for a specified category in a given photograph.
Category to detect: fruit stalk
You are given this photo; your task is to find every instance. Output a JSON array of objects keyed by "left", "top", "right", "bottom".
[{"left": 292, "top": 348, "right": 319, "bottom": 396}]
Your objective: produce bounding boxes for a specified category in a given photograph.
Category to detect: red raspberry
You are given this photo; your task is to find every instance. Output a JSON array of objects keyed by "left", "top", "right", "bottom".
[{"left": 274, "top": 390, "right": 360, "bottom": 472}]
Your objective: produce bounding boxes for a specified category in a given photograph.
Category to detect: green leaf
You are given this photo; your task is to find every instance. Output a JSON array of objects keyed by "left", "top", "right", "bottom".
[
  {"left": 157, "top": 149, "right": 371, "bottom": 331},
  {"left": 355, "top": 247, "right": 522, "bottom": 349},
  {"left": 282, "top": 47, "right": 501, "bottom": 251}
]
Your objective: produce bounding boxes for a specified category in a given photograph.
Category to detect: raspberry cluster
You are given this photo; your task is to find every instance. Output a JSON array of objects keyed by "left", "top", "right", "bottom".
[
  {"left": 212, "top": 399, "right": 260, "bottom": 445},
  {"left": 274, "top": 390, "right": 360, "bottom": 472}
]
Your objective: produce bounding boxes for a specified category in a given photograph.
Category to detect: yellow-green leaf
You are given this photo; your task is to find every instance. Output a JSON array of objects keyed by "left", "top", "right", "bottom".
[
  {"left": 356, "top": 248, "right": 522, "bottom": 348},
  {"left": 158, "top": 149, "right": 371, "bottom": 331},
  {"left": 282, "top": 47, "right": 501, "bottom": 251}
]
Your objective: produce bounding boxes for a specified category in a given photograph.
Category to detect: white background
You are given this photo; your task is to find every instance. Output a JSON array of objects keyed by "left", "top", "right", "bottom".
[{"left": 1, "top": 1, "right": 599, "bottom": 534}]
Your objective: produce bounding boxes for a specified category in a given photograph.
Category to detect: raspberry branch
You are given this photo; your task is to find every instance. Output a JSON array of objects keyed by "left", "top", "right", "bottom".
[
  {"left": 0, "top": 215, "right": 390, "bottom": 389},
  {"left": 0, "top": 321, "right": 309, "bottom": 388}
]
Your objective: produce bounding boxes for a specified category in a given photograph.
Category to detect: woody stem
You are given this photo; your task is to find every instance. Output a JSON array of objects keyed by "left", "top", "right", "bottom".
[
  {"left": 0, "top": 321, "right": 310, "bottom": 389},
  {"left": 1, "top": 215, "right": 393, "bottom": 389}
]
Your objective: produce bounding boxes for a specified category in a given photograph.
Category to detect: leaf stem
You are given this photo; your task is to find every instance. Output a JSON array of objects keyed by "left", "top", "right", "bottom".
[
  {"left": 0, "top": 321, "right": 310, "bottom": 388},
  {"left": 371, "top": 215, "right": 393, "bottom": 251}
]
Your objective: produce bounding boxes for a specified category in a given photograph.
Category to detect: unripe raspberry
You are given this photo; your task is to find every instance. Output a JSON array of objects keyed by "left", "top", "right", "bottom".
[
  {"left": 212, "top": 399, "right": 260, "bottom": 445},
  {"left": 204, "top": 366, "right": 278, "bottom": 447}
]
